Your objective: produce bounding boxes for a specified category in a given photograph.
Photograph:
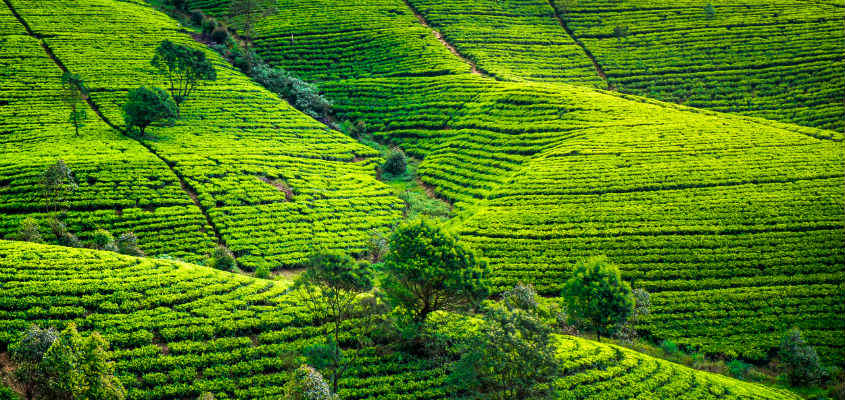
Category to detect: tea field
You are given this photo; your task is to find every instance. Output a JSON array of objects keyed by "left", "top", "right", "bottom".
[{"left": 0, "top": 240, "right": 804, "bottom": 399}]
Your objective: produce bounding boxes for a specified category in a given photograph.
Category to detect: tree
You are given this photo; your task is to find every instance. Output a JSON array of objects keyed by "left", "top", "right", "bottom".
[
  {"left": 561, "top": 257, "right": 634, "bottom": 342},
  {"left": 779, "top": 327, "right": 825, "bottom": 386},
  {"left": 449, "top": 284, "right": 558, "bottom": 399},
  {"left": 41, "top": 160, "right": 77, "bottom": 212},
  {"left": 615, "top": 287, "right": 650, "bottom": 343},
  {"left": 122, "top": 86, "right": 177, "bottom": 136},
  {"left": 295, "top": 250, "right": 374, "bottom": 393},
  {"left": 60, "top": 72, "right": 88, "bottom": 136},
  {"left": 207, "top": 245, "right": 236, "bottom": 271},
  {"left": 16, "top": 217, "right": 43, "bottom": 243},
  {"left": 116, "top": 232, "right": 144, "bottom": 256},
  {"left": 9, "top": 326, "right": 57, "bottom": 400},
  {"left": 704, "top": 4, "right": 716, "bottom": 19},
  {"left": 382, "top": 219, "right": 489, "bottom": 323},
  {"left": 382, "top": 148, "right": 407, "bottom": 176},
  {"left": 228, "top": 0, "right": 277, "bottom": 46},
  {"left": 282, "top": 364, "right": 335, "bottom": 400},
  {"left": 151, "top": 40, "right": 216, "bottom": 113},
  {"left": 46, "top": 217, "right": 81, "bottom": 248},
  {"left": 37, "top": 323, "right": 126, "bottom": 400}
]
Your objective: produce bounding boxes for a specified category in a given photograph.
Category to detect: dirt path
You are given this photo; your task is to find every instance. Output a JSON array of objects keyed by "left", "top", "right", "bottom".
[
  {"left": 400, "top": 0, "right": 485, "bottom": 77},
  {"left": 546, "top": 0, "right": 613, "bottom": 90}
]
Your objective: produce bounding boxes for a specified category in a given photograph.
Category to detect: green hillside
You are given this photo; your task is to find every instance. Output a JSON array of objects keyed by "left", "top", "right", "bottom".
[
  {"left": 0, "top": 0, "right": 403, "bottom": 270},
  {"left": 183, "top": 0, "right": 845, "bottom": 363},
  {"left": 0, "top": 240, "right": 803, "bottom": 399}
]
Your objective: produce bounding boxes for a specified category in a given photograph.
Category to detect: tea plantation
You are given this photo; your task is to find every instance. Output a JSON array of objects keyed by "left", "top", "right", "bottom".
[
  {"left": 0, "top": 240, "right": 803, "bottom": 399},
  {"left": 1, "top": 0, "right": 843, "bottom": 397}
]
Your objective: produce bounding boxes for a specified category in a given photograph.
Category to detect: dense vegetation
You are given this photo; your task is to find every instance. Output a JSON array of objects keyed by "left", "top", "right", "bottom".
[{"left": 0, "top": 240, "right": 805, "bottom": 399}]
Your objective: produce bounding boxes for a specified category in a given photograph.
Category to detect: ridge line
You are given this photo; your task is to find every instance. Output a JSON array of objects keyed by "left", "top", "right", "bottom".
[{"left": 2, "top": 0, "right": 234, "bottom": 265}]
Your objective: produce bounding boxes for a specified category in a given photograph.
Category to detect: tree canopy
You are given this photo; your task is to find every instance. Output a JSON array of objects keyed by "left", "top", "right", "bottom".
[
  {"left": 60, "top": 72, "right": 88, "bottom": 136},
  {"left": 122, "top": 86, "right": 177, "bottom": 136},
  {"left": 561, "top": 257, "right": 634, "bottom": 341},
  {"left": 151, "top": 40, "right": 216, "bottom": 109},
  {"left": 381, "top": 218, "right": 489, "bottom": 323}
]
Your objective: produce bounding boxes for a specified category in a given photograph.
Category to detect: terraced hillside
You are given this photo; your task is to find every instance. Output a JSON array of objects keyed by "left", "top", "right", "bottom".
[
  {"left": 0, "top": 0, "right": 404, "bottom": 270},
  {"left": 186, "top": 0, "right": 844, "bottom": 364},
  {"left": 0, "top": 240, "right": 803, "bottom": 399},
  {"left": 552, "top": 0, "right": 845, "bottom": 131}
]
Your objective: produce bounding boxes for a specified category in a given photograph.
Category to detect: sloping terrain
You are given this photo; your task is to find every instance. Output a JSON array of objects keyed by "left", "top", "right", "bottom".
[
  {"left": 0, "top": 240, "right": 803, "bottom": 399},
  {"left": 0, "top": 0, "right": 404, "bottom": 270},
  {"left": 187, "top": 0, "right": 844, "bottom": 363}
]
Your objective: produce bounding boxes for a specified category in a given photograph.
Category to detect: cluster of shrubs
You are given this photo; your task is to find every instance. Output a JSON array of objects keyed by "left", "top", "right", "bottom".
[{"left": 12, "top": 216, "right": 144, "bottom": 257}]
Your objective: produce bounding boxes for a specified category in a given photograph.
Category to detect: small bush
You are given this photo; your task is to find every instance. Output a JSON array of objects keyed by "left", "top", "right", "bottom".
[
  {"left": 382, "top": 149, "right": 407, "bottom": 176},
  {"left": 211, "top": 26, "right": 230, "bottom": 44},
  {"left": 255, "top": 265, "right": 270, "bottom": 279},
  {"left": 660, "top": 339, "right": 679, "bottom": 355},
  {"left": 250, "top": 65, "right": 332, "bottom": 119},
  {"left": 117, "top": 232, "right": 144, "bottom": 256},
  {"left": 779, "top": 327, "right": 825, "bottom": 386},
  {"left": 201, "top": 17, "right": 217, "bottom": 36},
  {"left": 47, "top": 217, "right": 82, "bottom": 248},
  {"left": 92, "top": 228, "right": 117, "bottom": 251},
  {"left": 0, "top": 384, "right": 18, "bottom": 400},
  {"left": 704, "top": 4, "right": 716, "bottom": 19},
  {"left": 18, "top": 217, "right": 43, "bottom": 243},
  {"left": 727, "top": 359, "right": 751, "bottom": 379},
  {"left": 207, "top": 245, "right": 236, "bottom": 271}
]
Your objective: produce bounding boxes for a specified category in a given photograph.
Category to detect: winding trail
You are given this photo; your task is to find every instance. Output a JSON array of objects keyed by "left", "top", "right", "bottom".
[{"left": 3, "top": 0, "right": 235, "bottom": 264}]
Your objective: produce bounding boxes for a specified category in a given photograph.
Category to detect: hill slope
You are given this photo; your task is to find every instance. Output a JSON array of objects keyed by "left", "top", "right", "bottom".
[
  {"left": 187, "top": 0, "right": 845, "bottom": 363},
  {"left": 0, "top": 0, "right": 404, "bottom": 270},
  {"left": 0, "top": 240, "right": 803, "bottom": 400}
]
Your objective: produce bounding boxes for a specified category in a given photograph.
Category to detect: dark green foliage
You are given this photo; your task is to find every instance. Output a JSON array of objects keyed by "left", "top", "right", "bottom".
[
  {"left": 382, "top": 148, "right": 407, "bottom": 176},
  {"left": 46, "top": 217, "right": 81, "bottom": 248},
  {"left": 250, "top": 64, "right": 331, "bottom": 118},
  {"left": 91, "top": 228, "right": 117, "bottom": 251},
  {"left": 382, "top": 219, "right": 489, "bottom": 323},
  {"left": 0, "top": 385, "right": 19, "bottom": 400},
  {"left": 116, "top": 232, "right": 144, "bottom": 257},
  {"left": 704, "top": 4, "right": 716, "bottom": 19},
  {"left": 210, "top": 26, "right": 230, "bottom": 44},
  {"left": 612, "top": 25, "right": 629, "bottom": 41},
  {"left": 9, "top": 325, "right": 57, "bottom": 400},
  {"left": 282, "top": 364, "right": 335, "bottom": 400},
  {"left": 449, "top": 284, "right": 558, "bottom": 399},
  {"left": 201, "top": 17, "right": 218, "bottom": 36},
  {"left": 561, "top": 257, "right": 634, "bottom": 341},
  {"left": 122, "top": 87, "right": 177, "bottom": 136},
  {"left": 189, "top": 10, "right": 205, "bottom": 25},
  {"left": 60, "top": 72, "right": 88, "bottom": 136},
  {"left": 41, "top": 160, "right": 77, "bottom": 212},
  {"left": 151, "top": 40, "right": 216, "bottom": 109},
  {"left": 16, "top": 217, "right": 43, "bottom": 243},
  {"left": 337, "top": 119, "right": 366, "bottom": 138},
  {"left": 295, "top": 250, "right": 375, "bottom": 393},
  {"left": 727, "top": 359, "right": 752, "bottom": 379},
  {"left": 227, "top": 0, "right": 277, "bottom": 42},
  {"left": 661, "top": 339, "right": 680, "bottom": 355},
  {"left": 779, "top": 328, "right": 826, "bottom": 386},
  {"left": 37, "top": 323, "right": 126, "bottom": 400},
  {"left": 207, "top": 245, "right": 235, "bottom": 271},
  {"left": 254, "top": 264, "right": 270, "bottom": 279}
]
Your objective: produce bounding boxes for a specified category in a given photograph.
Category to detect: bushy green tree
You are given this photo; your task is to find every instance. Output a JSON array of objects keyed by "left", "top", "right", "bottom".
[
  {"left": 37, "top": 323, "right": 125, "bottom": 400},
  {"left": 207, "top": 245, "right": 236, "bottom": 271},
  {"left": 561, "top": 257, "right": 634, "bottom": 341},
  {"left": 283, "top": 364, "right": 335, "bottom": 400},
  {"left": 295, "top": 250, "right": 374, "bottom": 393},
  {"left": 382, "top": 148, "right": 407, "bottom": 176},
  {"left": 16, "top": 217, "right": 43, "bottom": 243},
  {"left": 9, "top": 326, "right": 57, "bottom": 400},
  {"left": 779, "top": 327, "right": 825, "bottom": 386},
  {"left": 449, "top": 284, "right": 558, "bottom": 399},
  {"left": 41, "top": 160, "right": 77, "bottom": 212},
  {"left": 151, "top": 40, "right": 216, "bottom": 113},
  {"left": 228, "top": 0, "right": 277, "bottom": 45},
  {"left": 122, "top": 86, "right": 177, "bottom": 136},
  {"left": 704, "top": 3, "right": 716, "bottom": 19},
  {"left": 382, "top": 219, "right": 489, "bottom": 323},
  {"left": 91, "top": 228, "right": 117, "bottom": 252},
  {"left": 116, "top": 232, "right": 144, "bottom": 256},
  {"left": 60, "top": 72, "right": 88, "bottom": 136}
]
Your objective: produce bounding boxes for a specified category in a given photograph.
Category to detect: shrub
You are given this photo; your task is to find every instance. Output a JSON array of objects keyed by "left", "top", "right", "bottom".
[
  {"left": 92, "top": 228, "right": 117, "bottom": 251},
  {"left": 116, "top": 232, "right": 144, "bottom": 257},
  {"left": 779, "top": 327, "right": 825, "bottom": 386},
  {"left": 47, "top": 217, "right": 82, "bottom": 248},
  {"left": 727, "top": 359, "right": 751, "bottom": 379},
  {"left": 211, "top": 26, "right": 230, "bottom": 44},
  {"left": 189, "top": 10, "right": 205, "bottom": 26},
  {"left": 382, "top": 149, "right": 407, "bottom": 176},
  {"left": 0, "top": 385, "right": 18, "bottom": 400},
  {"left": 207, "top": 245, "right": 236, "bottom": 271},
  {"left": 283, "top": 364, "right": 335, "bottom": 400},
  {"left": 704, "top": 4, "right": 716, "bottom": 19},
  {"left": 661, "top": 339, "right": 680, "bottom": 355},
  {"left": 17, "top": 217, "right": 44, "bottom": 243},
  {"left": 201, "top": 17, "right": 217, "bottom": 36},
  {"left": 255, "top": 265, "right": 270, "bottom": 279},
  {"left": 561, "top": 256, "right": 634, "bottom": 341}
]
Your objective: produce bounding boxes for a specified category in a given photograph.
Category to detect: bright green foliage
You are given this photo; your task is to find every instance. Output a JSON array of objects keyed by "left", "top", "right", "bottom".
[
  {"left": 227, "top": 0, "right": 277, "bottom": 42},
  {"left": 15, "top": 217, "right": 43, "bottom": 243},
  {"left": 151, "top": 40, "right": 217, "bottom": 109},
  {"left": 382, "top": 219, "right": 489, "bottom": 323},
  {"left": 562, "top": 257, "right": 634, "bottom": 341},
  {"left": 450, "top": 286, "right": 558, "bottom": 399},
  {"left": 36, "top": 324, "right": 126, "bottom": 400},
  {"left": 41, "top": 159, "right": 76, "bottom": 212},
  {"left": 0, "top": 385, "right": 18, "bottom": 400},
  {"left": 122, "top": 86, "right": 177, "bottom": 136},
  {"left": 282, "top": 364, "right": 335, "bottom": 400},
  {"left": 554, "top": 0, "right": 845, "bottom": 131},
  {"left": 91, "top": 228, "right": 117, "bottom": 251},
  {"left": 295, "top": 250, "right": 374, "bottom": 393},
  {"left": 60, "top": 72, "right": 88, "bottom": 136},
  {"left": 779, "top": 328, "right": 826, "bottom": 386}
]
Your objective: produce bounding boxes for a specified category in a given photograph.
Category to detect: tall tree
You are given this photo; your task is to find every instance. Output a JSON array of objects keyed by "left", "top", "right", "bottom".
[
  {"left": 151, "top": 40, "right": 216, "bottom": 113},
  {"left": 228, "top": 0, "right": 277, "bottom": 46},
  {"left": 561, "top": 257, "right": 634, "bottom": 342},
  {"left": 9, "top": 326, "right": 58, "bottom": 400},
  {"left": 382, "top": 218, "right": 489, "bottom": 323},
  {"left": 41, "top": 159, "right": 77, "bottom": 213},
  {"left": 122, "top": 86, "right": 177, "bottom": 136},
  {"left": 60, "top": 72, "right": 88, "bottom": 136},
  {"left": 295, "top": 250, "right": 375, "bottom": 394}
]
